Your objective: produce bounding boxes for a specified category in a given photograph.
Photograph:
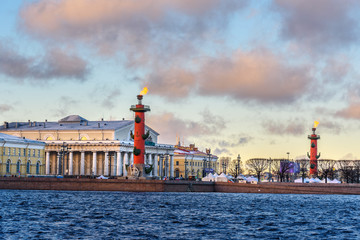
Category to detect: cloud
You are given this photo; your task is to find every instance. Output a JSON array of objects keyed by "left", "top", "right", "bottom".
[
  {"left": 0, "top": 42, "right": 89, "bottom": 81},
  {"left": 145, "top": 68, "right": 196, "bottom": 99},
  {"left": 147, "top": 111, "right": 226, "bottom": 144},
  {"left": 52, "top": 96, "right": 78, "bottom": 118},
  {"left": 335, "top": 103, "right": 360, "bottom": 120},
  {"left": 19, "top": 0, "right": 246, "bottom": 65},
  {"left": 0, "top": 104, "right": 13, "bottom": 113},
  {"left": 197, "top": 48, "right": 312, "bottom": 103},
  {"left": 214, "top": 148, "right": 230, "bottom": 155},
  {"left": 263, "top": 119, "right": 305, "bottom": 136},
  {"left": 320, "top": 121, "right": 342, "bottom": 135},
  {"left": 272, "top": 0, "right": 360, "bottom": 53},
  {"left": 101, "top": 89, "right": 121, "bottom": 109},
  {"left": 218, "top": 136, "right": 252, "bottom": 148}
]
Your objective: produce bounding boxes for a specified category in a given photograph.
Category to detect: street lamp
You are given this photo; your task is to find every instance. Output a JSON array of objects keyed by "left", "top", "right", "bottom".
[
  {"left": 59, "top": 142, "right": 71, "bottom": 176},
  {"left": 203, "top": 157, "right": 207, "bottom": 177},
  {"left": 287, "top": 152, "right": 290, "bottom": 161},
  {"left": 206, "top": 148, "right": 211, "bottom": 174}
]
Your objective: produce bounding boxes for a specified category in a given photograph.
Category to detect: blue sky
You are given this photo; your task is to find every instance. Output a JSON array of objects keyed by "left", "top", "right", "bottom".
[{"left": 1, "top": 0, "right": 360, "bottom": 161}]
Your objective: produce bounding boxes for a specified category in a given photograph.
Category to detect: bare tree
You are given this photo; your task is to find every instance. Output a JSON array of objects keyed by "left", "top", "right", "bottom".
[
  {"left": 246, "top": 158, "right": 268, "bottom": 183},
  {"left": 219, "top": 157, "right": 231, "bottom": 174},
  {"left": 271, "top": 159, "right": 292, "bottom": 182},
  {"left": 296, "top": 159, "right": 309, "bottom": 183},
  {"left": 318, "top": 159, "right": 336, "bottom": 183},
  {"left": 337, "top": 160, "right": 353, "bottom": 183},
  {"left": 353, "top": 160, "right": 360, "bottom": 183}
]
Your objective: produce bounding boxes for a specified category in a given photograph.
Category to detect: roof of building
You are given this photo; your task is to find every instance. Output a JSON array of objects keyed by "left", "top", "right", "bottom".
[
  {"left": 0, "top": 115, "right": 159, "bottom": 135},
  {"left": 174, "top": 145, "right": 218, "bottom": 159},
  {"left": 0, "top": 133, "right": 45, "bottom": 145}
]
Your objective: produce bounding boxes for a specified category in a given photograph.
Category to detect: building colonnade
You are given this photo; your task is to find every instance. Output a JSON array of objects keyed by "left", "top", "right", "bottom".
[{"left": 45, "top": 141, "right": 174, "bottom": 178}]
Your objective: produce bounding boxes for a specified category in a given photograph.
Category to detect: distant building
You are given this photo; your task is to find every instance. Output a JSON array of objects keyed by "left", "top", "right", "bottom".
[
  {"left": 0, "top": 115, "right": 174, "bottom": 178},
  {"left": 0, "top": 133, "right": 46, "bottom": 176},
  {"left": 174, "top": 143, "right": 218, "bottom": 179}
]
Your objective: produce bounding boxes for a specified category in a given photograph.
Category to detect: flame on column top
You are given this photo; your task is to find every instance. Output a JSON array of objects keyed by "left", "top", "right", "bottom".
[
  {"left": 140, "top": 87, "right": 148, "bottom": 95},
  {"left": 313, "top": 121, "right": 319, "bottom": 128}
]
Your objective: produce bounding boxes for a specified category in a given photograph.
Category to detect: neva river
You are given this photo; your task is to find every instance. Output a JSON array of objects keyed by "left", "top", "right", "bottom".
[{"left": 1, "top": 190, "right": 360, "bottom": 239}]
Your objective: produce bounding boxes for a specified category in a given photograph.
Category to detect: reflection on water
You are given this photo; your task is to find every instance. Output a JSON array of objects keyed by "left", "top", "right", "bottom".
[{"left": 0, "top": 190, "right": 360, "bottom": 239}]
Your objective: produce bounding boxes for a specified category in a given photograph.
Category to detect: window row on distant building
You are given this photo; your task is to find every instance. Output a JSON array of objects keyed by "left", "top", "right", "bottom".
[{"left": 2, "top": 147, "right": 41, "bottom": 158}]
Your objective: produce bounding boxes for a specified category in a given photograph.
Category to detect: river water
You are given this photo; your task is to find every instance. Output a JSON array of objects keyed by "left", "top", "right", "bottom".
[{"left": 0, "top": 190, "right": 359, "bottom": 239}]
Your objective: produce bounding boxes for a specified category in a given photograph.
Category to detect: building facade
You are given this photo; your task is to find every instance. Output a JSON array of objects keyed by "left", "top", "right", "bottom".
[
  {"left": 173, "top": 143, "right": 218, "bottom": 179},
  {"left": 0, "top": 133, "right": 46, "bottom": 176},
  {"left": 0, "top": 115, "right": 174, "bottom": 178}
]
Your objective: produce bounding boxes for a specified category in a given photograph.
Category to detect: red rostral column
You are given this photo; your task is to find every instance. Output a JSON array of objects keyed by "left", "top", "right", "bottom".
[
  {"left": 307, "top": 125, "right": 320, "bottom": 176},
  {"left": 130, "top": 93, "right": 150, "bottom": 177}
]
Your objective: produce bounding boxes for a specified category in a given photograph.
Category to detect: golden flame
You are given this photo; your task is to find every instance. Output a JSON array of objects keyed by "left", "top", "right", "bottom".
[
  {"left": 313, "top": 121, "right": 319, "bottom": 128},
  {"left": 140, "top": 87, "right": 148, "bottom": 95}
]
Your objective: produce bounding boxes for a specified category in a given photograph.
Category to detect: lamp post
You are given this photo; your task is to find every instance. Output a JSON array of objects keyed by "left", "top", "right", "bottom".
[
  {"left": 184, "top": 154, "right": 189, "bottom": 179},
  {"left": 203, "top": 157, "right": 207, "bottom": 177},
  {"left": 287, "top": 152, "right": 290, "bottom": 161},
  {"left": 235, "top": 154, "right": 241, "bottom": 178},
  {"left": 206, "top": 148, "right": 211, "bottom": 174},
  {"left": 59, "top": 142, "right": 71, "bottom": 176},
  {"left": 222, "top": 161, "right": 227, "bottom": 174}
]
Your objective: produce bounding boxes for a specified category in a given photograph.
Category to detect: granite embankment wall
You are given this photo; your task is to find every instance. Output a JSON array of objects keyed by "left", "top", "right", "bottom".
[{"left": 1, "top": 177, "right": 360, "bottom": 195}]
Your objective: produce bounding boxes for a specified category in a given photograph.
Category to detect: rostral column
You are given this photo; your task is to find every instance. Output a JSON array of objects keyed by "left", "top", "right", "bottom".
[
  {"left": 307, "top": 122, "right": 320, "bottom": 176},
  {"left": 130, "top": 88, "right": 150, "bottom": 177}
]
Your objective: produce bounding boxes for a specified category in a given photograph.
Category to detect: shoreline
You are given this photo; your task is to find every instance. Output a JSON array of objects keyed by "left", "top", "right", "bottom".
[{"left": 1, "top": 177, "right": 360, "bottom": 195}]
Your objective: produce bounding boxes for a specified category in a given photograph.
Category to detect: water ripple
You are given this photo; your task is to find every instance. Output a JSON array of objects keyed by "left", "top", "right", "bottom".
[{"left": 0, "top": 190, "right": 360, "bottom": 239}]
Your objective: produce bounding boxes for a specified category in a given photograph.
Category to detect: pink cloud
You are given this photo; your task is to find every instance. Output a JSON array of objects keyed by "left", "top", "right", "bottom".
[
  {"left": 19, "top": 0, "right": 245, "bottom": 62},
  {"left": 0, "top": 42, "right": 88, "bottom": 81},
  {"left": 197, "top": 49, "right": 312, "bottom": 102},
  {"left": 272, "top": 0, "right": 360, "bottom": 53},
  {"left": 262, "top": 119, "right": 305, "bottom": 136},
  {"left": 147, "top": 111, "right": 226, "bottom": 144},
  {"left": 336, "top": 103, "right": 360, "bottom": 119}
]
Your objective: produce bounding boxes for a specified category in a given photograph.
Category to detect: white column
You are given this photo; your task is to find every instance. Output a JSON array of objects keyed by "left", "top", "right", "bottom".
[
  {"left": 123, "top": 152, "right": 128, "bottom": 176},
  {"left": 92, "top": 151, "right": 97, "bottom": 175},
  {"left": 165, "top": 155, "right": 169, "bottom": 178},
  {"left": 69, "top": 151, "right": 73, "bottom": 175},
  {"left": 170, "top": 154, "right": 174, "bottom": 178},
  {"left": 104, "top": 152, "right": 109, "bottom": 176},
  {"left": 130, "top": 152, "right": 134, "bottom": 165},
  {"left": 113, "top": 153, "right": 117, "bottom": 176},
  {"left": 80, "top": 151, "right": 85, "bottom": 175},
  {"left": 159, "top": 155, "right": 163, "bottom": 178},
  {"left": 46, "top": 151, "right": 50, "bottom": 175},
  {"left": 154, "top": 154, "right": 158, "bottom": 177},
  {"left": 149, "top": 154, "right": 153, "bottom": 177},
  {"left": 57, "top": 152, "right": 61, "bottom": 175},
  {"left": 117, "top": 151, "right": 122, "bottom": 176}
]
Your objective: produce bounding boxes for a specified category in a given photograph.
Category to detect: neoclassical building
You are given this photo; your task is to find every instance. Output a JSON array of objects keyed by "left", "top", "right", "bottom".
[
  {"left": 173, "top": 143, "right": 218, "bottom": 179},
  {"left": 0, "top": 115, "right": 174, "bottom": 178},
  {"left": 0, "top": 133, "right": 46, "bottom": 176}
]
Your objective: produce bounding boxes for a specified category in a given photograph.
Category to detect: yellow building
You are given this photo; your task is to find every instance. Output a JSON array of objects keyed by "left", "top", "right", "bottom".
[
  {"left": 0, "top": 115, "right": 174, "bottom": 178},
  {"left": 0, "top": 133, "right": 46, "bottom": 176},
  {"left": 173, "top": 143, "right": 218, "bottom": 179}
]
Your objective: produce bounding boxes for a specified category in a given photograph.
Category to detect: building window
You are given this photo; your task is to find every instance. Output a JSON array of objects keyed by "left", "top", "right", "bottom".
[
  {"left": 38, "top": 150, "right": 40, "bottom": 158},
  {"left": 28, "top": 149, "right": 30, "bottom": 156},
  {"left": 18, "top": 149, "right": 21, "bottom": 156},
  {"left": 176, "top": 161, "right": 179, "bottom": 166},
  {"left": 33, "top": 149, "right": 35, "bottom": 157},
  {"left": 3, "top": 147, "right": 5, "bottom": 155},
  {"left": 13, "top": 148, "right": 16, "bottom": 155},
  {"left": 36, "top": 161, "right": 40, "bottom": 174},
  {"left": 23, "top": 149, "right": 26, "bottom": 156},
  {"left": 16, "top": 160, "right": 21, "bottom": 173},
  {"left": 6, "top": 160, "right": 11, "bottom": 173},
  {"left": 27, "top": 161, "right": 31, "bottom": 174},
  {"left": 8, "top": 148, "right": 11, "bottom": 156}
]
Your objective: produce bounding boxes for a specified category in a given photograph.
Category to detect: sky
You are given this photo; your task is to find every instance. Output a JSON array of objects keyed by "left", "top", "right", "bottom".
[{"left": 1, "top": 0, "right": 360, "bottom": 161}]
